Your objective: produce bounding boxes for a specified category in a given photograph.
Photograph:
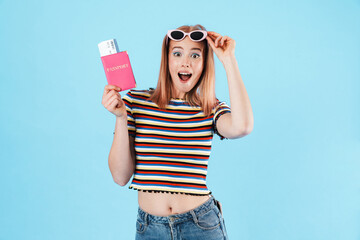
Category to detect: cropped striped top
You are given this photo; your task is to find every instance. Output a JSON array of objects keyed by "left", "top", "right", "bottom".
[{"left": 122, "top": 89, "right": 231, "bottom": 196}]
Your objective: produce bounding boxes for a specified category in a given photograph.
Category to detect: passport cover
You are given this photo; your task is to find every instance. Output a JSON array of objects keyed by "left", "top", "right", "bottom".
[{"left": 100, "top": 51, "right": 136, "bottom": 91}]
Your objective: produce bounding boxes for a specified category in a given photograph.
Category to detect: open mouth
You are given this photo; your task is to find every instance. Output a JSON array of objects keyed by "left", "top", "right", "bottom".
[{"left": 178, "top": 72, "right": 192, "bottom": 81}]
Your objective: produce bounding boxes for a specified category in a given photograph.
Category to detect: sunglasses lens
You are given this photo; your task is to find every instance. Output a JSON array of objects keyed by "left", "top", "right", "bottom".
[
  {"left": 190, "top": 31, "right": 204, "bottom": 41},
  {"left": 170, "top": 30, "right": 184, "bottom": 40}
]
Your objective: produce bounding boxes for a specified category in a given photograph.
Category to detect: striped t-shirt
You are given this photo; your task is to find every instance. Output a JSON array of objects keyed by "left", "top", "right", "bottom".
[{"left": 122, "top": 89, "right": 231, "bottom": 196}]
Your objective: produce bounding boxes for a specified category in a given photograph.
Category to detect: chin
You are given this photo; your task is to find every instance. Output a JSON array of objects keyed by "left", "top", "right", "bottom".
[{"left": 178, "top": 83, "right": 197, "bottom": 93}]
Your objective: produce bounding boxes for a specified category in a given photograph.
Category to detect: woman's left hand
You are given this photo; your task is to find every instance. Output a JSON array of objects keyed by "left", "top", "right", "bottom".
[{"left": 206, "top": 31, "right": 236, "bottom": 63}]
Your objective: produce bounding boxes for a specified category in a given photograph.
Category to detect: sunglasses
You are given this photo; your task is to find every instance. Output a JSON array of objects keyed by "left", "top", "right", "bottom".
[{"left": 166, "top": 29, "right": 207, "bottom": 46}]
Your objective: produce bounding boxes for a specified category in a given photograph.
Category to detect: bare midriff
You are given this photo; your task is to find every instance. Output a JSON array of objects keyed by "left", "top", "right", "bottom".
[{"left": 138, "top": 191, "right": 211, "bottom": 217}]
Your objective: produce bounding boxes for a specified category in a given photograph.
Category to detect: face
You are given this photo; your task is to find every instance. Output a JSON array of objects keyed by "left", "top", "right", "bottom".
[{"left": 168, "top": 36, "right": 205, "bottom": 99}]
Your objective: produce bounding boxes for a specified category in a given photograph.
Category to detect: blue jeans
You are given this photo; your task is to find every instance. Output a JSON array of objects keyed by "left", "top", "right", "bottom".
[{"left": 135, "top": 194, "right": 228, "bottom": 240}]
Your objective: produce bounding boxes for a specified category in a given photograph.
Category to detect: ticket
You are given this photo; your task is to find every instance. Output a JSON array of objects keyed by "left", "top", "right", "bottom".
[{"left": 98, "top": 39, "right": 120, "bottom": 57}]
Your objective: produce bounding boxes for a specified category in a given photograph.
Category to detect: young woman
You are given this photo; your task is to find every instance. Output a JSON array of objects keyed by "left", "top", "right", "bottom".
[{"left": 102, "top": 24, "right": 253, "bottom": 239}]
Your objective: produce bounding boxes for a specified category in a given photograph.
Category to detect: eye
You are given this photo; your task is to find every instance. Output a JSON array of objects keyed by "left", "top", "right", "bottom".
[
  {"left": 173, "top": 52, "right": 181, "bottom": 57},
  {"left": 192, "top": 53, "right": 200, "bottom": 58}
]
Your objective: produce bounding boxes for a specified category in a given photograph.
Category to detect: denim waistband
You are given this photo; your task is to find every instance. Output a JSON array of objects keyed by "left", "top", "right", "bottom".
[{"left": 137, "top": 194, "right": 216, "bottom": 224}]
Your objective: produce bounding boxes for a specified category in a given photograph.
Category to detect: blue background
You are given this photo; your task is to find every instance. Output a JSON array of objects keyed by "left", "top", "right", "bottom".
[{"left": 1, "top": 0, "right": 359, "bottom": 239}]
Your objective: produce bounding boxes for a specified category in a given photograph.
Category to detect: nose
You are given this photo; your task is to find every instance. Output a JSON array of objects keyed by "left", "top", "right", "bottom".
[{"left": 182, "top": 61, "right": 190, "bottom": 68}]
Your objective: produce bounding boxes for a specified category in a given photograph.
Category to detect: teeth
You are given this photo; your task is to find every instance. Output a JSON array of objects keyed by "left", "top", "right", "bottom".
[{"left": 179, "top": 73, "right": 191, "bottom": 75}]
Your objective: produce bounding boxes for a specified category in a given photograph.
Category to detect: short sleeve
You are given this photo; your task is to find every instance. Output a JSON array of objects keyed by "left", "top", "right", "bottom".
[
  {"left": 122, "top": 91, "right": 136, "bottom": 137},
  {"left": 213, "top": 100, "right": 231, "bottom": 140}
]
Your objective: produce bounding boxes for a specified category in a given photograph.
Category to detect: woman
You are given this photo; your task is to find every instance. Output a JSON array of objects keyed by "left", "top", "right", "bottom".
[{"left": 102, "top": 24, "right": 253, "bottom": 239}]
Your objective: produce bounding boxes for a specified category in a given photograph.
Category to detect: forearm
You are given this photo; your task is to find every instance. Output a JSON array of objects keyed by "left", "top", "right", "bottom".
[
  {"left": 222, "top": 54, "right": 254, "bottom": 133},
  {"left": 108, "top": 116, "right": 135, "bottom": 186}
]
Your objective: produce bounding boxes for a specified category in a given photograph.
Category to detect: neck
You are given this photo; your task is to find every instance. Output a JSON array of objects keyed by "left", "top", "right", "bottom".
[{"left": 171, "top": 88, "right": 185, "bottom": 99}]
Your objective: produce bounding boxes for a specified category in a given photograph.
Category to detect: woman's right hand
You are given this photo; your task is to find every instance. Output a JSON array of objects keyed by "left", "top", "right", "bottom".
[{"left": 102, "top": 85, "right": 127, "bottom": 118}]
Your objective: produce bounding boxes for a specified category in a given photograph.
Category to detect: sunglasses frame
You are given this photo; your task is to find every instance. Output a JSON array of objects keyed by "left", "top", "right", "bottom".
[{"left": 166, "top": 29, "right": 208, "bottom": 46}]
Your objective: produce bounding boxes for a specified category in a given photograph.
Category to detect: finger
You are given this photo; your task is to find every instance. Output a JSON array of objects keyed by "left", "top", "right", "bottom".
[
  {"left": 104, "top": 85, "right": 121, "bottom": 95},
  {"left": 209, "top": 32, "right": 222, "bottom": 42},
  {"left": 208, "top": 31, "right": 221, "bottom": 36},
  {"left": 103, "top": 89, "right": 120, "bottom": 105},
  {"left": 104, "top": 85, "right": 114, "bottom": 96},
  {"left": 221, "top": 36, "right": 228, "bottom": 46},
  {"left": 109, "top": 85, "right": 121, "bottom": 92},
  {"left": 103, "top": 91, "right": 116, "bottom": 107},
  {"left": 108, "top": 97, "right": 119, "bottom": 110},
  {"left": 105, "top": 94, "right": 120, "bottom": 109},
  {"left": 215, "top": 36, "right": 222, "bottom": 47},
  {"left": 109, "top": 97, "right": 122, "bottom": 110},
  {"left": 209, "top": 35, "right": 217, "bottom": 42},
  {"left": 207, "top": 32, "right": 219, "bottom": 41}
]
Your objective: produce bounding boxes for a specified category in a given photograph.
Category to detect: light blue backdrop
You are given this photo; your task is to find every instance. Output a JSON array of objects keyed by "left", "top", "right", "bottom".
[{"left": 0, "top": 0, "right": 359, "bottom": 239}]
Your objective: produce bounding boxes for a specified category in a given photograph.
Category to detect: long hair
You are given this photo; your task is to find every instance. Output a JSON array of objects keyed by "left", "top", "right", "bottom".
[{"left": 149, "top": 24, "right": 217, "bottom": 116}]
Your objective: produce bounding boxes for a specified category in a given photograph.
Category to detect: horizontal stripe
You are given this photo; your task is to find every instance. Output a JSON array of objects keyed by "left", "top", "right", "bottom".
[
  {"left": 137, "top": 124, "right": 212, "bottom": 132},
  {"left": 136, "top": 156, "right": 209, "bottom": 164},
  {"left": 136, "top": 143, "right": 211, "bottom": 150},
  {"left": 136, "top": 113, "right": 211, "bottom": 122},
  {"left": 132, "top": 179, "right": 207, "bottom": 189},
  {"left": 123, "top": 89, "right": 231, "bottom": 195},
  {"left": 133, "top": 103, "right": 201, "bottom": 115},
  {"left": 135, "top": 138, "right": 211, "bottom": 146},
  {"left": 129, "top": 185, "right": 211, "bottom": 194},
  {"left": 135, "top": 170, "right": 206, "bottom": 178},
  {"left": 135, "top": 149, "right": 210, "bottom": 157},
  {"left": 134, "top": 175, "right": 206, "bottom": 183},
  {"left": 136, "top": 152, "right": 209, "bottom": 159},
  {"left": 136, "top": 164, "right": 207, "bottom": 171},
  {"left": 136, "top": 119, "right": 212, "bottom": 128},
  {"left": 135, "top": 166, "right": 207, "bottom": 175},
  {"left": 136, "top": 160, "right": 207, "bottom": 168},
  {"left": 136, "top": 129, "right": 212, "bottom": 137},
  {"left": 136, "top": 133, "right": 213, "bottom": 141}
]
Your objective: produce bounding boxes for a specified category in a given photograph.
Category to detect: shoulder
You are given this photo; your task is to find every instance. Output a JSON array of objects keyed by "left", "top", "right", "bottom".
[
  {"left": 123, "top": 88, "right": 157, "bottom": 107},
  {"left": 124, "top": 88, "right": 152, "bottom": 99},
  {"left": 213, "top": 98, "right": 231, "bottom": 110},
  {"left": 212, "top": 98, "right": 231, "bottom": 118}
]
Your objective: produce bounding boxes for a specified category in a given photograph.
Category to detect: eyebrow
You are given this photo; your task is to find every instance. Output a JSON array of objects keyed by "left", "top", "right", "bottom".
[{"left": 172, "top": 46, "right": 202, "bottom": 51}]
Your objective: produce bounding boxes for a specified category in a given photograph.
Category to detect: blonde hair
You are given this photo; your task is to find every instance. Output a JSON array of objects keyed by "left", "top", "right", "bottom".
[{"left": 149, "top": 24, "right": 217, "bottom": 116}]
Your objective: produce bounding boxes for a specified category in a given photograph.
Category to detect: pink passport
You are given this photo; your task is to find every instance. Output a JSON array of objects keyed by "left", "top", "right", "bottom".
[{"left": 100, "top": 51, "right": 136, "bottom": 91}]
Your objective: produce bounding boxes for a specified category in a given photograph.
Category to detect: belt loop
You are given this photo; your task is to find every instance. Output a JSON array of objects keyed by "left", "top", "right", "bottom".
[
  {"left": 190, "top": 210, "right": 198, "bottom": 224},
  {"left": 211, "top": 194, "right": 217, "bottom": 205},
  {"left": 144, "top": 213, "right": 148, "bottom": 226}
]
